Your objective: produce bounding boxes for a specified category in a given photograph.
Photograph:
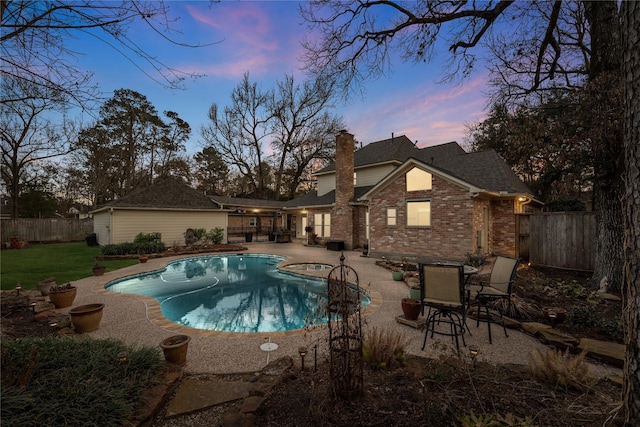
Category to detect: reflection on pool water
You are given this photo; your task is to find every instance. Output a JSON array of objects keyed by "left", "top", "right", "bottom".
[{"left": 105, "top": 254, "right": 369, "bottom": 333}]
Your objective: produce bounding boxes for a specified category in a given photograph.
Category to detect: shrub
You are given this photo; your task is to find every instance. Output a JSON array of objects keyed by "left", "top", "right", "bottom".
[
  {"left": 1, "top": 336, "right": 162, "bottom": 427},
  {"left": 568, "top": 305, "right": 623, "bottom": 340},
  {"left": 465, "top": 252, "right": 486, "bottom": 267},
  {"left": 207, "top": 227, "right": 225, "bottom": 244},
  {"left": 362, "top": 327, "right": 407, "bottom": 369},
  {"left": 133, "top": 232, "right": 164, "bottom": 254},
  {"left": 528, "top": 348, "right": 592, "bottom": 391}
]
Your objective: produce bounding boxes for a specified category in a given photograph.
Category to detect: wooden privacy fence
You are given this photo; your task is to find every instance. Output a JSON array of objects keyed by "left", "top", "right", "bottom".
[
  {"left": 517, "top": 212, "right": 595, "bottom": 271},
  {"left": 1, "top": 218, "right": 94, "bottom": 243}
]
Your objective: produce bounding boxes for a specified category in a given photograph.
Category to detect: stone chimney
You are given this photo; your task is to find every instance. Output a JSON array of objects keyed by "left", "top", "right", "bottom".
[{"left": 331, "top": 130, "right": 355, "bottom": 249}]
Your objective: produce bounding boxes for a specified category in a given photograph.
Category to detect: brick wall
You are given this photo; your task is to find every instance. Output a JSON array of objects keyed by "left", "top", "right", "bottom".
[
  {"left": 368, "top": 173, "right": 476, "bottom": 260},
  {"left": 490, "top": 199, "right": 517, "bottom": 256},
  {"left": 331, "top": 131, "right": 355, "bottom": 249}
]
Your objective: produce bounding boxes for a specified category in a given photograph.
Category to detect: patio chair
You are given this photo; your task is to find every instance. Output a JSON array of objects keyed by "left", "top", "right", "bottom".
[
  {"left": 469, "top": 255, "right": 520, "bottom": 344},
  {"left": 418, "top": 263, "right": 468, "bottom": 352}
]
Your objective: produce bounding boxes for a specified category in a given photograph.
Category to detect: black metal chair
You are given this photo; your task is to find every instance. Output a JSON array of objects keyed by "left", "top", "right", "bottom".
[
  {"left": 419, "top": 263, "right": 468, "bottom": 352},
  {"left": 468, "top": 255, "right": 520, "bottom": 344}
]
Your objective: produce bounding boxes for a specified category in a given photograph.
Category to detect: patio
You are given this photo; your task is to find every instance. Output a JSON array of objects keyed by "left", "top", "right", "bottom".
[{"left": 74, "top": 241, "right": 609, "bottom": 376}]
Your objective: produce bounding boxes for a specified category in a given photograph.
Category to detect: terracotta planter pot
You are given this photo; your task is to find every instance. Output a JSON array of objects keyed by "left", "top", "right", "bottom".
[
  {"left": 139, "top": 256, "right": 148, "bottom": 263},
  {"left": 70, "top": 303, "right": 105, "bottom": 333},
  {"left": 93, "top": 266, "right": 106, "bottom": 276},
  {"left": 161, "top": 335, "right": 191, "bottom": 366},
  {"left": 401, "top": 298, "right": 421, "bottom": 321},
  {"left": 48, "top": 287, "right": 77, "bottom": 309}
]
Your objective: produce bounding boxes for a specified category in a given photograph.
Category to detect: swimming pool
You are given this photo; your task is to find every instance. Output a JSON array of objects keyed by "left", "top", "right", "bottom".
[{"left": 105, "top": 254, "right": 369, "bottom": 333}]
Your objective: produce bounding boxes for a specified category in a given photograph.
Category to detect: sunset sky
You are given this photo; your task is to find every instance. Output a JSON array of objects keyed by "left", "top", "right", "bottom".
[{"left": 69, "top": 1, "right": 491, "bottom": 154}]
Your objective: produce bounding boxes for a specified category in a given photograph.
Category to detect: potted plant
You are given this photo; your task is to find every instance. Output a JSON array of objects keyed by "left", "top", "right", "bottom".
[
  {"left": 138, "top": 250, "right": 148, "bottom": 263},
  {"left": 36, "top": 277, "right": 56, "bottom": 296},
  {"left": 92, "top": 261, "right": 106, "bottom": 276},
  {"left": 401, "top": 298, "right": 421, "bottom": 321},
  {"left": 48, "top": 282, "right": 77, "bottom": 309},
  {"left": 409, "top": 285, "right": 421, "bottom": 300},
  {"left": 392, "top": 269, "right": 404, "bottom": 281},
  {"left": 69, "top": 303, "right": 105, "bottom": 333},
  {"left": 160, "top": 334, "right": 191, "bottom": 366}
]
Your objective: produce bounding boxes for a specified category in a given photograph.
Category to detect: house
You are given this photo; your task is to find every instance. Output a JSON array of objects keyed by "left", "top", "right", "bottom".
[
  {"left": 92, "top": 131, "right": 539, "bottom": 261},
  {"left": 91, "top": 178, "right": 228, "bottom": 246},
  {"left": 284, "top": 131, "right": 540, "bottom": 260}
]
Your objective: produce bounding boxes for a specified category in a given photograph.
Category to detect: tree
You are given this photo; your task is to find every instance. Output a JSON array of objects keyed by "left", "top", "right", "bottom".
[
  {"left": 1, "top": 1, "right": 207, "bottom": 109},
  {"left": 621, "top": 2, "right": 640, "bottom": 423},
  {"left": 269, "top": 75, "right": 345, "bottom": 199},
  {"left": 202, "top": 73, "right": 273, "bottom": 199},
  {"left": 76, "top": 89, "right": 190, "bottom": 205},
  {"left": 0, "top": 77, "right": 74, "bottom": 217},
  {"left": 301, "top": 1, "right": 635, "bottom": 421},
  {"left": 193, "top": 147, "right": 230, "bottom": 196},
  {"left": 468, "top": 92, "right": 593, "bottom": 204},
  {"left": 201, "top": 72, "right": 343, "bottom": 200}
]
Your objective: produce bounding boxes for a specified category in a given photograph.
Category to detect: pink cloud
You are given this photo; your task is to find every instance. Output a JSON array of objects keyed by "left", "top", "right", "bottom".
[
  {"left": 182, "top": 3, "right": 301, "bottom": 79},
  {"left": 345, "top": 73, "right": 489, "bottom": 147}
]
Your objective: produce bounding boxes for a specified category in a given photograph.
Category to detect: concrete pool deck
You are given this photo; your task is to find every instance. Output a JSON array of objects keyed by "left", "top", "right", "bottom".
[{"left": 70, "top": 241, "right": 619, "bottom": 378}]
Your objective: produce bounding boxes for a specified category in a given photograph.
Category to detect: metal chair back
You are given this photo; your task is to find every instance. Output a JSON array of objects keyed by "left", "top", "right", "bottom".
[
  {"left": 488, "top": 255, "right": 520, "bottom": 294},
  {"left": 419, "top": 263, "right": 465, "bottom": 307}
]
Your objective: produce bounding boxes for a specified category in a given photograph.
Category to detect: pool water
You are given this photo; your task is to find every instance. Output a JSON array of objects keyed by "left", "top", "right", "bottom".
[{"left": 105, "top": 254, "right": 369, "bottom": 333}]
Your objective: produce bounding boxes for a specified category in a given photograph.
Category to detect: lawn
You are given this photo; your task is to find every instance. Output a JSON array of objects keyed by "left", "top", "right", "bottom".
[{"left": 0, "top": 242, "right": 138, "bottom": 290}]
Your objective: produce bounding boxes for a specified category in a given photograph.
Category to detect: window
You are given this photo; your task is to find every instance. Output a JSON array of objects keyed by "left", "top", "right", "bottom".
[
  {"left": 406, "top": 168, "right": 432, "bottom": 192},
  {"left": 386, "top": 207, "right": 397, "bottom": 226},
  {"left": 406, "top": 200, "right": 431, "bottom": 226},
  {"left": 249, "top": 217, "right": 257, "bottom": 227},
  {"left": 314, "top": 213, "right": 331, "bottom": 237}
]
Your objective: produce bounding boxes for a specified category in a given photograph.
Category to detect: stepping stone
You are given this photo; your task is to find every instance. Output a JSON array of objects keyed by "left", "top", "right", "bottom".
[
  {"left": 521, "top": 322, "right": 579, "bottom": 349},
  {"left": 578, "top": 338, "right": 625, "bottom": 368},
  {"left": 395, "top": 315, "right": 425, "bottom": 329},
  {"left": 597, "top": 292, "right": 621, "bottom": 302},
  {"left": 165, "top": 378, "right": 254, "bottom": 418}
]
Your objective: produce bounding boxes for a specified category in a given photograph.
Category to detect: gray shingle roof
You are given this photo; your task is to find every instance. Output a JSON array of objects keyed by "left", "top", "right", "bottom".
[
  {"left": 317, "top": 134, "right": 531, "bottom": 195},
  {"left": 284, "top": 186, "right": 374, "bottom": 208},
  {"left": 99, "top": 178, "right": 220, "bottom": 210},
  {"left": 317, "top": 135, "right": 421, "bottom": 173},
  {"left": 209, "top": 195, "right": 288, "bottom": 210},
  {"left": 420, "top": 149, "right": 532, "bottom": 194}
]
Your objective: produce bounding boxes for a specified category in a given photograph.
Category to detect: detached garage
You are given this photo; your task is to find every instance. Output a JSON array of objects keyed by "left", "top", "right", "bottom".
[{"left": 91, "top": 178, "right": 228, "bottom": 246}]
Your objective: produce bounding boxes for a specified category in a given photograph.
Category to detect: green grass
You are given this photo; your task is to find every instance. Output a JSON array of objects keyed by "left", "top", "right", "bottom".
[
  {"left": 1, "top": 336, "right": 163, "bottom": 427},
  {"left": 0, "top": 242, "right": 139, "bottom": 290}
]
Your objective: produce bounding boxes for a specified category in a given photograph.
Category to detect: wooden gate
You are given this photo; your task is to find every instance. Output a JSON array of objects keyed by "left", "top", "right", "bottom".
[{"left": 516, "top": 212, "right": 595, "bottom": 271}]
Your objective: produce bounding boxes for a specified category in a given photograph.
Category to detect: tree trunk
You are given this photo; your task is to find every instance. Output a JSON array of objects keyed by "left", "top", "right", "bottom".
[
  {"left": 584, "top": 1, "right": 625, "bottom": 292},
  {"left": 621, "top": 1, "right": 640, "bottom": 423}
]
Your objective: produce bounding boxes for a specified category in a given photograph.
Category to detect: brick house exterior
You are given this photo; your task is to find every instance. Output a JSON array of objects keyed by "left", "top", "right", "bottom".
[
  {"left": 285, "top": 131, "right": 541, "bottom": 261},
  {"left": 94, "top": 133, "right": 539, "bottom": 260}
]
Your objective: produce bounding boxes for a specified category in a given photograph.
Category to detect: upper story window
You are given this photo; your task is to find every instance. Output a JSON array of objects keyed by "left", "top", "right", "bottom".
[
  {"left": 406, "top": 168, "right": 432, "bottom": 192},
  {"left": 249, "top": 217, "right": 257, "bottom": 227}
]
